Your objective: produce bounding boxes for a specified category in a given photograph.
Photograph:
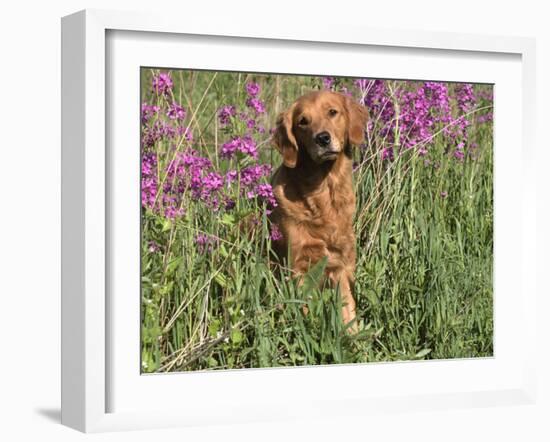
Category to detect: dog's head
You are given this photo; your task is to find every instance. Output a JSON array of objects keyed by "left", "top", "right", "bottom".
[{"left": 272, "top": 90, "right": 368, "bottom": 168}]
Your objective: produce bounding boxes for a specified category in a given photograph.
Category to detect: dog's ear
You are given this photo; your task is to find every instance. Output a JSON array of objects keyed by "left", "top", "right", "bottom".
[
  {"left": 272, "top": 105, "right": 298, "bottom": 168},
  {"left": 344, "top": 95, "right": 369, "bottom": 145}
]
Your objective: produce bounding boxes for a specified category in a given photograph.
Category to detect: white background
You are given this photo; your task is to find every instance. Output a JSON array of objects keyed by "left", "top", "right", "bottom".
[{"left": 0, "top": 1, "right": 548, "bottom": 441}]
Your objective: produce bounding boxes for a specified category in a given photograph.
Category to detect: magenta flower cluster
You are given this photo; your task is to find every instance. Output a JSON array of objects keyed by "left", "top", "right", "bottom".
[
  {"left": 246, "top": 82, "right": 260, "bottom": 96},
  {"left": 142, "top": 73, "right": 192, "bottom": 151},
  {"left": 141, "top": 119, "right": 192, "bottom": 149},
  {"left": 355, "top": 79, "right": 492, "bottom": 161},
  {"left": 152, "top": 72, "right": 173, "bottom": 96},
  {"left": 218, "top": 105, "right": 236, "bottom": 126},
  {"left": 167, "top": 102, "right": 186, "bottom": 121},
  {"left": 218, "top": 82, "right": 267, "bottom": 134},
  {"left": 195, "top": 233, "right": 218, "bottom": 253},
  {"left": 322, "top": 77, "right": 335, "bottom": 90},
  {"left": 142, "top": 74, "right": 277, "bottom": 223},
  {"left": 221, "top": 136, "right": 258, "bottom": 159},
  {"left": 246, "top": 97, "right": 266, "bottom": 115},
  {"left": 141, "top": 104, "right": 160, "bottom": 124}
]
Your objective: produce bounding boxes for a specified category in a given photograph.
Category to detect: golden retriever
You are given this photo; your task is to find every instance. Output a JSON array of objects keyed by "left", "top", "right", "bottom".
[{"left": 270, "top": 90, "right": 369, "bottom": 332}]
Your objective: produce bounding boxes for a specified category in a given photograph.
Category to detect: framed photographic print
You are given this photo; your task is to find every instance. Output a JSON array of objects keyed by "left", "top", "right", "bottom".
[{"left": 61, "top": 9, "right": 537, "bottom": 433}]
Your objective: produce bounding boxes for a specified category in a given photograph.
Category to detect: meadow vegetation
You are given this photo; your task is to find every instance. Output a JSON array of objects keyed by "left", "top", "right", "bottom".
[{"left": 140, "top": 69, "right": 493, "bottom": 373}]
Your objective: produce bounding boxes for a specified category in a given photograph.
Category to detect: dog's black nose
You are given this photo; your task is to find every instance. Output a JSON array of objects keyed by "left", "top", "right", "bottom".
[{"left": 315, "top": 131, "right": 331, "bottom": 147}]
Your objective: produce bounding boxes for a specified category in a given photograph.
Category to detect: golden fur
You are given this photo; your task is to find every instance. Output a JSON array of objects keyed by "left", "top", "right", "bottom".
[{"left": 270, "top": 90, "right": 369, "bottom": 331}]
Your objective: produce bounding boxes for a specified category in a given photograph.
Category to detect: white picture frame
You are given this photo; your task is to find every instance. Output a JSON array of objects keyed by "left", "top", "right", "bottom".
[{"left": 61, "top": 9, "right": 537, "bottom": 433}]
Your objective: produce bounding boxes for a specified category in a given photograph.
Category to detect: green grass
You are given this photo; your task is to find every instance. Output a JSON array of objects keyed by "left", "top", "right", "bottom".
[{"left": 140, "top": 69, "right": 493, "bottom": 373}]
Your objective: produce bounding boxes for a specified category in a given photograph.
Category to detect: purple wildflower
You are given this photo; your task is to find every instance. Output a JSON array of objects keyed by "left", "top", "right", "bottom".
[
  {"left": 164, "top": 206, "right": 185, "bottom": 219},
  {"left": 220, "top": 136, "right": 258, "bottom": 159},
  {"left": 381, "top": 147, "right": 394, "bottom": 161},
  {"left": 245, "top": 82, "right": 261, "bottom": 97},
  {"left": 218, "top": 105, "right": 236, "bottom": 126},
  {"left": 148, "top": 241, "right": 161, "bottom": 253},
  {"left": 224, "top": 198, "right": 236, "bottom": 211},
  {"left": 476, "top": 88, "right": 493, "bottom": 102},
  {"left": 322, "top": 77, "right": 335, "bottom": 90},
  {"left": 167, "top": 102, "right": 186, "bottom": 121},
  {"left": 454, "top": 151, "right": 465, "bottom": 160},
  {"left": 142, "top": 120, "right": 179, "bottom": 148},
  {"left": 455, "top": 83, "right": 476, "bottom": 113},
  {"left": 195, "top": 233, "right": 217, "bottom": 253},
  {"left": 152, "top": 72, "right": 173, "bottom": 96},
  {"left": 240, "top": 164, "right": 271, "bottom": 186},
  {"left": 141, "top": 103, "right": 160, "bottom": 124},
  {"left": 477, "top": 113, "right": 493, "bottom": 124},
  {"left": 246, "top": 97, "right": 266, "bottom": 115},
  {"left": 246, "top": 118, "right": 257, "bottom": 130},
  {"left": 225, "top": 170, "right": 238, "bottom": 185},
  {"left": 454, "top": 142, "right": 465, "bottom": 161},
  {"left": 255, "top": 183, "right": 278, "bottom": 208},
  {"left": 270, "top": 223, "right": 283, "bottom": 241},
  {"left": 141, "top": 152, "right": 158, "bottom": 209},
  {"left": 202, "top": 172, "right": 224, "bottom": 192},
  {"left": 176, "top": 126, "right": 193, "bottom": 142},
  {"left": 397, "top": 86, "right": 435, "bottom": 149},
  {"left": 152, "top": 149, "right": 226, "bottom": 215}
]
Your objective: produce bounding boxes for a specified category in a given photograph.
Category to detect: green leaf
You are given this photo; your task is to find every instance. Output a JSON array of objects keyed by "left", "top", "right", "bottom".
[
  {"left": 165, "top": 256, "right": 182, "bottom": 275},
  {"left": 159, "top": 282, "right": 173, "bottom": 296},
  {"left": 214, "top": 272, "right": 228, "bottom": 288},
  {"left": 219, "top": 244, "right": 229, "bottom": 258},
  {"left": 161, "top": 218, "right": 173, "bottom": 232},
  {"left": 208, "top": 319, "right": 221, "bottom": 337},
  {"left": 415, "top": 348, "right": 432, "bottom": 359},
  {"left": 231, "top": 329, "right": 243, "bottom": 344},
  {"left": 220, "top": 213, "right": 236, "bottom": 227},
  {"left": 302, "top": 256, "right": 328, "bottom": 293},
  {"left": 235, "top": 209, "right": 255, "bottom": 222}
]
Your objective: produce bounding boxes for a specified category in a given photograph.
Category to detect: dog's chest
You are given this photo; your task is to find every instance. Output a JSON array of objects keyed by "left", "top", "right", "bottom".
[
  {"left": 280, "top": 180, "right": 355, "bottom": 240},
  {"left": 302, "top": 175, "right": 354, "bottom": 221},
  {"left": 272, "top": 171, "right": 356, "bottom": 269}
]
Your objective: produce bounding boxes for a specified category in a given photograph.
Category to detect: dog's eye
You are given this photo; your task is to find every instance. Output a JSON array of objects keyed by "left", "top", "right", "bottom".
[
  {"left": 328, "top": 108, "right": 338, "bottom": 117},
  {"left": 298, "top": 116, "right": 309, "bottom": 126}
]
